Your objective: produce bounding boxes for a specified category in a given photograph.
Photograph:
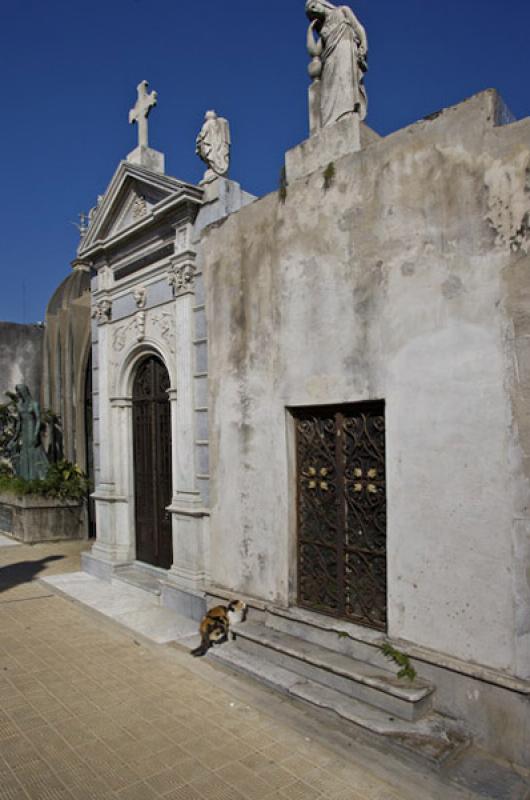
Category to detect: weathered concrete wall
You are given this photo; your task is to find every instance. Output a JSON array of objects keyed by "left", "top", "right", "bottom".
[
  {"left": 202, "top": 91, "right": 530, "bottom": 682},
  {"left": 0, "top": 322, "right": 44, "bottom": 403}
]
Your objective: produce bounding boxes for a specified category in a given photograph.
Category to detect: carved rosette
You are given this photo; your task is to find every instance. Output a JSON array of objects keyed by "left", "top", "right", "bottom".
[
  {"left": 92, "top": 299, "right": 112, "bottom": 324},
  {"left": 168, "top": 263, "right": 196, "bottom": 297}
]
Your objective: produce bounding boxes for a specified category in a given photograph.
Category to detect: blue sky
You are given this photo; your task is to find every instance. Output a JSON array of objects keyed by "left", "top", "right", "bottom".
[{"left": 1, "top": 0, "right": 529, "bottom": 324}]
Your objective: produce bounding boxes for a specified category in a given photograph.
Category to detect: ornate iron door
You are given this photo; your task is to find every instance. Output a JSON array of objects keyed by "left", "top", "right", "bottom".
[
  {"left": 132, "top": 356, "right": 173, "bottom": 570},
  {"left": 295, "top": 403, "right": 387, "bottom": 631}
]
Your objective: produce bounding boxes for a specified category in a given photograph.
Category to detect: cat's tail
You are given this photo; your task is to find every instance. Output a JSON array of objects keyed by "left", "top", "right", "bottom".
[{"left": 190, "top": 637, "right": 210, "bottom": 657}]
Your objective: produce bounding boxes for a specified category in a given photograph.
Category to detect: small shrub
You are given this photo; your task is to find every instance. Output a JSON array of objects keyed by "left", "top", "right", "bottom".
[
  {"left": 380, "top": 642, "right": 417, "bottom": 682},
  {"left": 0, "top": 460, "right": 89, "bottom": 502},
  {"left": 323, "top": 162, "right": 336, "bottom": 191},
  {"left": 278, "top": 166, "right": 288, "bottom": 204}
]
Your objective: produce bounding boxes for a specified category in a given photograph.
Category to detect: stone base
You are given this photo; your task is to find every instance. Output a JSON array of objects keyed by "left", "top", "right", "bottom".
[
  {"left": 0, "top": 493, "right": 87, "bottom": 543},
  {"left": 160, "top": 581, "right": 206, "bottom": 622},
  {"left": 82, "top": 549, "right": 207, "bottom": 621},
  {"left": 285, "top": 116, "right": 381, "bottom": 183},
  {"left": 81, "top": 550, "right": 130, "bottom": 581},
  {"left": 193, "top": 178, "right": 256, "bottom": 241},
  {"left": 126, "top": 145, "right": 165, "bottom": 174}
]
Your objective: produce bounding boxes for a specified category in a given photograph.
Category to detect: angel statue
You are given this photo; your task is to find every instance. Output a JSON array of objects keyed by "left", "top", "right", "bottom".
[
  {"left": 196, "top": 111, "right": 231, "bottom": 184},
  {"left": 305, "top": 0, "right": 368, "bottom": 128}
]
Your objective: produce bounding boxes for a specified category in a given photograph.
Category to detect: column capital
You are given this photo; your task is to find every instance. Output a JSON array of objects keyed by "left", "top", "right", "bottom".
[{"left": 168, "top": 260, "right": 196, "bottom": 298}]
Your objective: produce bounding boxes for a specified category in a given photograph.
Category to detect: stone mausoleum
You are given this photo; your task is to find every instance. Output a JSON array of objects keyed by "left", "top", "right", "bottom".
[{"left": 73, "top": 0, "right": 530, "bottom": 779}]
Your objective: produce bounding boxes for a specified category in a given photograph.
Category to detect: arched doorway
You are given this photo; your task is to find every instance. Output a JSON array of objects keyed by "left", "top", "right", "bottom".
[{"left": 132, "top": 355, "right": 173, "bottom": 570}]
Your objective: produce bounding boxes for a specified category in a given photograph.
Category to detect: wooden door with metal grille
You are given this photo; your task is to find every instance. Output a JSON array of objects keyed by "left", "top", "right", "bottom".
[
  {"left": 132, "top": 356, "right": 173, "bottom": 570},
  {"left": 294, "top": 402, "right": 387, "bottom": 631}
]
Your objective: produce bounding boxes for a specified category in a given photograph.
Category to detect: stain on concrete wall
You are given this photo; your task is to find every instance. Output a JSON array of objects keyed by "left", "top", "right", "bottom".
[{"left": 0, "top": 322, "right": 44, "bottom": 403}]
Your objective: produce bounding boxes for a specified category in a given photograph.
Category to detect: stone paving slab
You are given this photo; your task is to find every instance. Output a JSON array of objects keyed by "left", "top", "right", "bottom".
[
  {"left": 0, "top": 533, "right": 21, "bottom": 547},
  {"left": 0, "top": 540, "right": 505, "bottom": 800},
  {"left": 42, "top": 572, "right": 197, "bottom": 644}
]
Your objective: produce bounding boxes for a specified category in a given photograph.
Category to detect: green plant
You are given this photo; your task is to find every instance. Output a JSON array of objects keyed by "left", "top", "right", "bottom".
[
  {"left": 0, "top": 461, "right": 13, "bottom": 479},
  {"left": 323, "top": 161, "right": 336, "bottom": 191},
  {"left": 0, "top": 391, "right": 17, "bottom": 458},
  {"left": 380, "top": 642, "right": 417, "bottom": 682},
  {"left": 278, "top": 165, "right": 288, "bottom": 204},
  {"left": 0, "top": 460, "right": 89, "bottom": 502}
]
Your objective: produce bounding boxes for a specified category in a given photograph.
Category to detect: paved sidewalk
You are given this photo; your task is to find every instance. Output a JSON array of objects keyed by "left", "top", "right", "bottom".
[{"left": 0, "top": 541, "right": 483, "bottom": 800}]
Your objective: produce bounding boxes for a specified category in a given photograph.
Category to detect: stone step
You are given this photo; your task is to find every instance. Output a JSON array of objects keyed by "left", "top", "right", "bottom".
[
  {"left": 113, "top": 565, "right": 162, "bottom": 597},
  {"left": 211, "top": 643, "right": 468, "bottom": 766},
  {"left": 232, "top": 621, "right": 433, "bottom": 722},
  {"left": 266, "top": 605, "right": 388, "bottom": 667}
]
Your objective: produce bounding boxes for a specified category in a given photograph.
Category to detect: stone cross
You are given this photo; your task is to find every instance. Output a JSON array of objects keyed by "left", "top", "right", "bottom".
[{"left": 129, "top": 80, "right": 158, "bottom": 149}]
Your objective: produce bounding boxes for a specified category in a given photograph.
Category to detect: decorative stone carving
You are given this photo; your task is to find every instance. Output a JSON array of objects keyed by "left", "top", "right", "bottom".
[
  {"left": 129, "top": 80, "right": 158, "bottom": 149},
  {"left": 151, "top": 312, "right": 176, "bottom": 354},
  {"left": 305, "top": 1, "right": 368, "bottom": 128},
  {"left": 92, "top": 299, "right": 112, "bottom": 324},
  {"left": 132, "top": 194, "right": 148, "bottom": 221},
  {"left": 168, "top": 263, "right": 196, "bottom": 297},
  {"left": 134, "top": 311, "right": 146, "bottom": 342},
  {"left": 196, "top": 111, "right": 231, "bottom": 184},
  {"left": 134, "top": 286, "right": 147, "bottom": 309},
  {"left": 112, "top": 326, "right": 127, "bottom": 352}
]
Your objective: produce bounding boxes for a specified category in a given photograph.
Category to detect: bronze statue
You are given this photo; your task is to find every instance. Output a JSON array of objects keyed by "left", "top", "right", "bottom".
[{"left": 9, "top": 385, "right": 49, "bottom": 481}]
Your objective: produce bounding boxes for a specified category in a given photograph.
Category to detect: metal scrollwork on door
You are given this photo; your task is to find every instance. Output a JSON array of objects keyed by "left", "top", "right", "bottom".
[{"left": 295, "top": 403, "right": 387, "bottom": 631}]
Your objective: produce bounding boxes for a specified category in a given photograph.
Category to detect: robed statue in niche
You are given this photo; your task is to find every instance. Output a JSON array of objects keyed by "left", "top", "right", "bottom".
[
  {"left": 305, "top": 0, "right": 368, "bottom": 128},
  {"left": 8, "top": 385, "right": 49, "bottom": 481},
  {"left": 196, "top": 110, "right": 231, "bottom": 184}
]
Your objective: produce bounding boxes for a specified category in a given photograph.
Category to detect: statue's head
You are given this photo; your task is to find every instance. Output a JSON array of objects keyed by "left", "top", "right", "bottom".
[
  {"left": 305, "top": 0, "right": 334, "bottom": 20},
  {"left": 205, "top": 110, "right": 217, "bottom": 121},
  {"left": 15, "top": 385, "right": 30, "bottom": 401}
]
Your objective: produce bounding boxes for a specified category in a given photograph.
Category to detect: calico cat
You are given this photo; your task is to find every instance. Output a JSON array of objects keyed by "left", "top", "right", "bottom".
[{"left": 190, "top": 600, "right": 247, "bottom": 657}]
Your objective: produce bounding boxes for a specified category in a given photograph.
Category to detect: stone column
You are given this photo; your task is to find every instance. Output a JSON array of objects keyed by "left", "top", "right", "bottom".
[
  {"left": 166, "top": 260, "right": 209, "bottom": 591},
  {"left": 84, "top": 298, "right": 131, "bottom": 577}
]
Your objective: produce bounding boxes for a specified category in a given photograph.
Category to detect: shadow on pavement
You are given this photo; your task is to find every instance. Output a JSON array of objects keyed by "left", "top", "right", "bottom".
[{"left": 0, "top": 555, "right": 65, "bottom": 594}]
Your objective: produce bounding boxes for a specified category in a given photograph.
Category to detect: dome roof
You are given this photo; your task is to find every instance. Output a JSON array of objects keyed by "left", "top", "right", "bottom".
[{"left": 46, "top": 268, "right": 91, "bottom": 316}]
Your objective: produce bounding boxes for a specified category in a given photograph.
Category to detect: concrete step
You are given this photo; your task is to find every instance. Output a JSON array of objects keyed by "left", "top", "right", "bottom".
[
  {"left": 211, "top": 643, "right": 468, "bottom": 766},
  {"left": 266, "top": 605, "right": 388, "bottom": 667},
  {"left": 232, "top": 621, "right": 433, "bottom": 722},
  {"left": 113, "top": 565, "right": 162, "bottom": 597}
]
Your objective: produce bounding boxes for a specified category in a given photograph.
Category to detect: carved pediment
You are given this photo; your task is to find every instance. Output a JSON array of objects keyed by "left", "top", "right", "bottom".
[
  {"left": 97, "top": 181, "right": 166, "bottom": 240},
  {"left": 79, "top": 162, "right": 199, "bottom": 255}
]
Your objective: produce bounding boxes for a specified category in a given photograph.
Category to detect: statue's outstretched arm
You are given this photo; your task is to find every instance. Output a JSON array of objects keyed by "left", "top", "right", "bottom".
[{"left": 307, "top": 20, "right": 323, "bottom": 58}]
